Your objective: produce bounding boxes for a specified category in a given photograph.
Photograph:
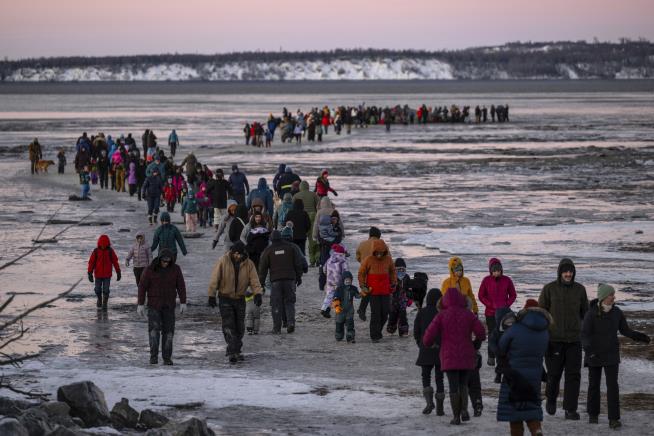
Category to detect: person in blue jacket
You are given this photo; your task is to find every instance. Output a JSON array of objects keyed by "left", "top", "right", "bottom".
[
  {"left": 228, "top": 164, "right": 249, "bottom": 206},
  {"left": 247, "top": 177, "right": 274, "bottom": 215},
  {"left": 497, "top": 299, "right": 552, "bottom": 436}
]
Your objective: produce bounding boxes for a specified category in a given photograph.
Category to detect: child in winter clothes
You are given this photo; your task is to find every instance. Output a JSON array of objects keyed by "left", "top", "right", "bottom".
[
  {"left": 57, "top": 148, "right": 66, "bottom": 174},
  {"left": 582, "top": 284, "right": 650, "bottom": 429},
  {"left": 387, "top": 257, "right": 411, "bottom": 336},
  {"left": 79, "top": 166, "right": 91, "bottom": 199},
  {"left": 125, "top": 231, "right": 152, "bottom": 286},
  {"left": 181, "top": 188, "right": 198, "bottom": 232},
  {"left": 87, "top": 234, "right": 121, "bottom": 311},
  {"left": 332, "top": 271, "right": 359, "bottom": 342},
  {"left": 322, "top": 243, "right": 348, "bottom": 318},
  {"left": 488, "top": 306, "right": 518, "bottom": 384},
  {"left": 163, "top": 179, "right": 178, "bottom": 212},
  {"left": 423, "top": 289, "right": 486, "bottom": 426},
  {"left": 196, "top": 184, "right": 212, "bottom": 228},
  {"left": 317, "top": 210, "right": 344, "bottom": 291},
  {"left": 478, "top": 258, "right": 517, "bottom": 366},
  {"left": 414, "top": 288, "right": 445, "bottom": 415},
  {"left": 127, "top": 159, "right": 138, "bottom": 196}
]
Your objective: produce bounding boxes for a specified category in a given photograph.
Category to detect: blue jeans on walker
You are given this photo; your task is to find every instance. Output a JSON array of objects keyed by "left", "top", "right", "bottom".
[{"left": 81, "top": 183, "right": 90, "bottom": 199}]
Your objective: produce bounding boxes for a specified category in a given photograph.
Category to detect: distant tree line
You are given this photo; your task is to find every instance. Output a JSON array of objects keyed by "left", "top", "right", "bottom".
[{"left": 1, "top": 40, "right": 652, "bottom": 80}]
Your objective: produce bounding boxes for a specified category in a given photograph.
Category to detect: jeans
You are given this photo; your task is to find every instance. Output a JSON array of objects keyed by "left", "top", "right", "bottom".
[
  {"left": 94, "top": 277, "right": 110, "bottom": 297},
  {"left": 545, "top": 341, "right": 582, "bottom": 412},
  {"left": 219, "top": 297, "right": 246, "bottom": 355},
  {"left": 587, "top": 365, "right": 620, "bottom": 420},
  {"left": 270, "top": 280, "right": 296, "bottom": 331},
  {"left": 369, "top": 295, "right": 390, "bottom": 340},
  {"left": 81, "top": 184, "right": 90, "bottom": 199},
  {"left": 148, "top": 306, "right": 175, "bottom": 360}
]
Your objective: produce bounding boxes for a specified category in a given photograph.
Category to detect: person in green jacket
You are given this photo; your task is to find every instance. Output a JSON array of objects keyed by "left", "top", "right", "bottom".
[
  {"left": 293, "top": 180, "right": 320, "bottom": 266},
  {"left": 181, "top": 188, "right": 199, "bottom": 233},
  {"left": 538, "top": 258, "right": 588, "bottom": 420},
  {"left": 151, "top": 212, "right": 188, "bottom": 261}
]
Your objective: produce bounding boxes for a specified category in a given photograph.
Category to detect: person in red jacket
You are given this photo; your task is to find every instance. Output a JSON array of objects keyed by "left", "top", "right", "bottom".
[
  {"left": 137, "top": 248, "right": 187, "bottom": 365},
  {"left": 358, "top": 239, "right": 397, "bottom": 342},
  {"left": 477, "top": 258, "right": 517, "bottom": 366},
  {"left": 314, "top": 169, "right": 338, "bottom": 198},
  {"left": 423, "top": 289, "right": 486, "bottom": 426},
  {"left": 87, "top": 234, "right": 121, "bottom": 311}
]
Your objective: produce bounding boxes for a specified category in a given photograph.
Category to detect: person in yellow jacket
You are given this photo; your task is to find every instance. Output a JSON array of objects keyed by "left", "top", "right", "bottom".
[
  {"left": 441, "top": 256, "right": 479, "bottom": 315},
  {"left": 207, "top": 241, "right": 263, "bottom": 363}
]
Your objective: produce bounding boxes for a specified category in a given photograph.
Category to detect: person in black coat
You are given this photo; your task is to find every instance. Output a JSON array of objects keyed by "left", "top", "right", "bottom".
[
  {"left": 284, "top": 198, "right": 311, "bottom": 255},
  {"left": 581, "top": 284, "right": 650, "bottom": 429},
  {"left": 413, "top": 288, "right": 444, "bottom": 415}
]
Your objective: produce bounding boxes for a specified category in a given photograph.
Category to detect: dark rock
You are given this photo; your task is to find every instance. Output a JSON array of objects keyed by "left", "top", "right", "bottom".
[
  {"left": 56, "top": 381, "right": 110, "bottom": 428},
  {"left": 68, "top": 195, "right": 91, "bottom": 201},
  {"left": 0, "top": 396, "right": 37, "bottom": 417},
  {"left": 47, "top": 219, "right": 79, "bottom": 225},
  {"left": 138, "top": 409, "right": 169, "bottom": 429},
  {"left": 181, "top": 232, "right": 203, "bottom": 239},
  {"left": 162, "top": 417, "right": 215, "bottom": 436},
  {"left": 118, "top": 228, "right": 131, "bottom": 233},
  {"left": 0, "top": 417, "right": 29, "bottom": 436},
  {"left": 77, "top": 222, "right": 112, "bottom": 227},
  {"left": 110, "top": 398, "right": 139, "bottom": 429},
  {"left": 33, "top": 401, "right": 79, "bottom": 429},
  {"left": 47, "top": 427, "right": 84, "bottom": 436},
  {"left": 18, "top": 407, "right": 56, "bottom": 435}
]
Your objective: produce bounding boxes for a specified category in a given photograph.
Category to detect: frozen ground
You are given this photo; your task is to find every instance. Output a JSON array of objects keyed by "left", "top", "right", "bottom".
[{"left": 1, "top": 87, "right": 654, "bottom": 434}]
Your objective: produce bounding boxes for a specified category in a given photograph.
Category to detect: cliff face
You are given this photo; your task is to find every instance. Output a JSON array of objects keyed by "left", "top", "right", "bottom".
[{"left": 2, "top": 41, "right": 653, "bottom": 81}]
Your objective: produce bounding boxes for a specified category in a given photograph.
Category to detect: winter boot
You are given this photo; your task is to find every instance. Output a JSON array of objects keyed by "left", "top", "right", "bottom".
[
  {"left": 153, "top": 214, "right": 158, "bottom": 224},
  {"left": 565, "top": 410, "right": 580, "bottom": 420},
  {"left": 150, "top": 355, "right": 158, "bottom": 365},
  {"left": 473, "top": 398, "right": 483, "bottom": 417},
  {"left": 422, "top": 386, "right": 435, "bottom": 414},
  {"left": 287, "top": 325, "right": 295, "bottom": 334},
  {"left": 228, "top": 354, "right": 238, "bottom": 364},
  {"left": 101, "top": 294, "right": 109, "bottom": 311},
  {"left": 321, "top": 309, "right": 331, "bottom": 319},
  {"left": 163, "top": 358, "right": 173, "bottom": 366},
  {"left": 237, "top": 353, "right": 244, "bottom": 361},
  {"left": 435, "top": 392, "right": 445, "bottom": 416},
  {"left": 609, "top": 420, "right": 622, "bottom": 429},
  {"left": 487, "top": 356, "right": 495, "bottom": 367},
  {"left": 148, "top": 215, "right": 153, "bottom": 225},
  {"left": 546, "top": 397, "right": 557, "bottom": 415},
  {"left": 460, "top": 386, "right": 470, "bottom": 422},
  {"left": 589, "top": 415, "right": 599, "bottom": 424},
  {"left": 449, "top": 393, "right": 461, "bottom": 425},
  {"left": 247, "top": 327, "right": 253, "bottom": 335},
  {"left": 96, "top": 295, "right": 102, "bottom": 309}
]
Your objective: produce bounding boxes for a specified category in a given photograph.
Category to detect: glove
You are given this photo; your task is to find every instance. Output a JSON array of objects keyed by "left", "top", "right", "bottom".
[
  {"left": 473, "top": 339, "right": 482, "bottom": 350},
  {"left": 208, "top": 296, "right": 217, "bottom": 308},
  {"left": 333, "top": 191, "right": 338, "bottom": 196},
  {"left": 116, "top": 271, "right": 121, "bottom": 282},
  {"left": 125, "top": 260, "right": 130, "bottom": 267},
  {"left": 211, "top": 239, "right": 218, "bottom": 250},
  {"left": 179, "top": 303, "right": 186, "bottom": 315},
  {"left": 136, "top": 305, "right": 145, "bottom": 317},
  {"left": 633, "top": 331, "right": 651, "bottom": 344},
  {"left": 332, "top": 299, "right": 342, "bottom": 314},
  {"left": 254, "top": 293, "right": 262, "bottom": 307},
  {"left": 88, "top": 272, "right": 94, "bottom": 283},
  {"left": 296, "top": 277, "right": 302, "bottom": 287}
]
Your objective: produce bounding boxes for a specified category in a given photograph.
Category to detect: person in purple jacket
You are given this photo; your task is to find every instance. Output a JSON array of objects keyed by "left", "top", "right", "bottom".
[
  {"left": 478, "top": 258, "right": 517, "bottom": 366},
  {"left": 423, "top": 289, "right": 486, "bottom": 426}
]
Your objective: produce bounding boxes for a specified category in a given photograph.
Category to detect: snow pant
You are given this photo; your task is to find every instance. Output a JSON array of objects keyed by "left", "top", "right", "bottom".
[
  {"left": 545, "top": 341, "right": 582, "bottom": 412},
  {"left": 421, "top": 364, "right": 445, "bottom": 392},
  {"left": 129, "top": 183, "right": 137, "bottom": 197},
  {"left": 369, "top": 295, "right": 390, "bottom": 340},
  {"left": 166, "top": 199, "right": 176, "bottom": 212},
  {"left": 446, "top": 369, "right": 470, "bottom": 399},
  {"left": 509, "top": 421, "right": 542, "bottom": 436},
  {"left": 147, "top": 196, "right": 161, "bottom": 217},
  {"left": 185, "top": 213, "right": 197, "bottom": 232},
  {"left": 94, "top": 278, "right": 110, "bottom": 297},
  {"left": 486, "top": 315, "right": 497, "bottom": 359},
  {"left": 387, "top": 306, "right": 408, "bottom": 335},
  {"left": 321, "top": 288, "right": 336, "bottom": 311},
  {"left": 468, "top": 355, "right": 483, "bottom": 411},
  {"left": 147, "top": 306, "right": 175, "bottom": 360},
  {"left": 270, "top": 280, "right": 296, "bottom": 332},
  {"left": 81, "top": 183, "right": 90, "bottom": 199},
  {"left": 233, "top": 192, "right": 245, "bottom": 206},
  {"left": 218, "top": 296, "right": 246, "bottom": 356},
  {"left": 30, "top": 159, "right": 37, "bottom": 174},
  {"left": 307, "top": 212, "right": 319, "bottom": 265},
  {"left": 133, "top": 267, "right": 144, "bottom": 285},
  {"left": 293, "top": 238, "right": 306, "bottom": 255},
  {"left": 587, "top": 364, "right": 620, "bottom": 421},
  {"left": 116, "top": 169, "right": 125, "bottom": 192},
  {"left": 335, "top": 315, "right": 355, "bottom": 341},
  {"left": 245, "top": 299, "right": 261, "bottom": 333}
]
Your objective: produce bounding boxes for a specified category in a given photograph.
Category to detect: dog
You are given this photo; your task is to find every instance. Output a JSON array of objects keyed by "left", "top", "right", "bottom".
[{"left": 35, "top": 160, "right": 55, "bottom": 173}]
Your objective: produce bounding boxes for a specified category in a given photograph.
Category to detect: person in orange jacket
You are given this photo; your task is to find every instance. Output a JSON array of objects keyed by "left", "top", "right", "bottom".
[
  {"left": 358, "top": 239, "right": 397, "bottom": 342},
  {"left": 441, "top": 256, "right": 479, "bottom": 314}
]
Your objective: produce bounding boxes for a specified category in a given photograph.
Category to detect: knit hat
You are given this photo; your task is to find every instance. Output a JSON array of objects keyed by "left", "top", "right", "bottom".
[
  {"left": 232, "top": 164, "right": 238, "bottom": 170},
  {"left": 524, "top": 299, "right": 539, "bottom": 309},
  {"left": 597, "top": 283, "right": 615, "bottom": 302},
  {"left": 280, "top": 226, "right": 293, "bottom": 240},
  {"left": 230, "top": 241, "right": 246, "bottom": 255},
  {"left": 160, "top": 212, "right": 171, "bottom": 223},
  {"left": 321, "top": 168, "right": 329, "bottom": 176},
  {"left": 395, "top": 257, "right": 406, "bottom": 268},
  {"left": 331, "top": 243, "right": 345, "bottom": 254},
  {"left": 270, "top": 230, "right": 281, "bottom": 241}
]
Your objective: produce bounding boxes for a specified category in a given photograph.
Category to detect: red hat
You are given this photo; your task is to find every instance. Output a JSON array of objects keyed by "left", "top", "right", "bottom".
[
  {"left": 524, "top": 299, "right": 539, "bottom": 309},
  {"left": 331, "top": 243, "right": 345, "bottom": 254}
]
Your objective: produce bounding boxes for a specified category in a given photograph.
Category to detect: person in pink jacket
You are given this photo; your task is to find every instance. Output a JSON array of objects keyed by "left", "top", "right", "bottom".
[
  {"left": 423, "top": 289, "right": 486, "bottom": 426},
  {"left": 477, "top": 258, "right": 517, "bottom": 367}
]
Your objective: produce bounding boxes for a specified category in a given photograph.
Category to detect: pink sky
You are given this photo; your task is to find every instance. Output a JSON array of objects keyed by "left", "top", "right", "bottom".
[{"left": 1, "top": 0, "right": 653, "bottom": 59}]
